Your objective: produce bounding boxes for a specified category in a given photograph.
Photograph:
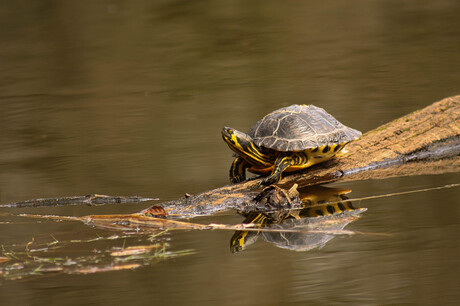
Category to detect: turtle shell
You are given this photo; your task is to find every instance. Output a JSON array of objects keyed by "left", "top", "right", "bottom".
[{"left": 247, "top": 104, "right": 362, "bottom": 152}]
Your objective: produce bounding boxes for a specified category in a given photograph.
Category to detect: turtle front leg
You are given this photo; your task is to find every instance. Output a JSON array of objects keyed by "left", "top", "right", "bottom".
[
  {"left": 230, "top": 157, "right": 249, "bottom": 183},
  {"left": 261, "top": 156, "right": 294, "bottom": 185}
]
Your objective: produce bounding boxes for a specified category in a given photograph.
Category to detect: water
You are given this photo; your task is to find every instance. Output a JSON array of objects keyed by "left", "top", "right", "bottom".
[{"left": 0, "top": 1, "right": 459, "bottom": 305}]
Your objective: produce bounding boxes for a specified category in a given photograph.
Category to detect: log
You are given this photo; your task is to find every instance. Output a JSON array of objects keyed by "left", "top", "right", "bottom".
[
  {"left": 0, "top": 194, "right": 157, "bottom": 208},
  {"left": 147, "top": 96, "right": 460, "bottom": 218}
]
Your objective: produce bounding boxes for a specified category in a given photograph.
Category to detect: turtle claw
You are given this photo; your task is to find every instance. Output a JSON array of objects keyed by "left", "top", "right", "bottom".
[
  {"left": 258, "top": 181, "right": 270, "bottom": 187},
  {"left": 230, "top": 175, "right": 246, "bottom": 184},
  {"left": 259, "top": 175, "right": 280, "bottom": 186}
]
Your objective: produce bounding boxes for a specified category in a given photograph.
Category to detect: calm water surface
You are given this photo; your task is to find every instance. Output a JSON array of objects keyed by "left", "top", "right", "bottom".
[{"left": 0, "top": 1, "right": 459, "bottom": 305}]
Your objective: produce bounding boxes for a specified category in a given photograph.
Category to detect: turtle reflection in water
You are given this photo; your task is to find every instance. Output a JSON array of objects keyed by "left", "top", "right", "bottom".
[{"left": 230, "top": 185, "right": 366, "bottom": 253}]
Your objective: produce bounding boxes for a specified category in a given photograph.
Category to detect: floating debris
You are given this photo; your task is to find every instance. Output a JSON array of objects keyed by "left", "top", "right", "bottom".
[
  {"left": 73, "top": 263, "right": 141, "bottom": 275},
  {"left": 110, "top": 244, "right": 163, "bottom": 257},
  {"left": 0, "top": 257, "right": 10, "bottom": 264},
  {"left": 0, "top": 233, "right": 193, "bottom": 281}
]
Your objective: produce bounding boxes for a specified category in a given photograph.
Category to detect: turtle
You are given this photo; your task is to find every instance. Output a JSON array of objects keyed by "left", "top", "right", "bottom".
[{"left": 221, "top": 104, "right": 362, "bottom": 185}]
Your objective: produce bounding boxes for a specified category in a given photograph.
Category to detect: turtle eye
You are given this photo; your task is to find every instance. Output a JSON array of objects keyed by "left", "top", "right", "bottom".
[{"left": 222, "top": 127, "right": 233, "bottom": 135}]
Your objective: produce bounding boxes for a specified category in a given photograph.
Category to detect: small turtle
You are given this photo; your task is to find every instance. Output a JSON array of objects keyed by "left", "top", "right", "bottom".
[{"left": 222, "top": 105, "right": 361, "bottom": 185}]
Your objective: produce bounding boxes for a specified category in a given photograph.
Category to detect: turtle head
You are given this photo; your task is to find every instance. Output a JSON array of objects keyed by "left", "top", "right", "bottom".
[
  {"left": 222, "top": 127, "right": 255, "bottom": 156},
  {"left": 222, "top": 127, "right": 271, "bottom": 167}
]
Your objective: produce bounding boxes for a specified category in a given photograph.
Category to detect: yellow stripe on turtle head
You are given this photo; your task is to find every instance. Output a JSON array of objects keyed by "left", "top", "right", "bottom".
[{"left": 222, "top": 127, "right": 272, "bottom": 167}]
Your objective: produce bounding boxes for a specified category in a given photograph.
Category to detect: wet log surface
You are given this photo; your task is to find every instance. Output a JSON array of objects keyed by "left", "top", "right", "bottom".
[{"left": 154, "top": 95, "right": 460, "bottom": 218}]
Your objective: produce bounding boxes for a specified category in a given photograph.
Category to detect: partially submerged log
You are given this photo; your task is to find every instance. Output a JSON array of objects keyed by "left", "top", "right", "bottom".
[
  {"left": 153, "top": 95, "right": 459, "bottom": 217},
  {"left": 0, "top": 194, "right": 157, "bottom": 208}
]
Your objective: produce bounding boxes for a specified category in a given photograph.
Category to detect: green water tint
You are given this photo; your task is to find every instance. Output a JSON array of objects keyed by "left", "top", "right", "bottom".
[{"left": 230, "top": 185, "right": 366, "bottom": 253}]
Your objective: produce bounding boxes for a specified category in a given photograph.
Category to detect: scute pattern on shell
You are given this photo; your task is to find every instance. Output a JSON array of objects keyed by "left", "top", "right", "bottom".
[{"left": 247, "top": 104, "right": 362, "bottom": 152}]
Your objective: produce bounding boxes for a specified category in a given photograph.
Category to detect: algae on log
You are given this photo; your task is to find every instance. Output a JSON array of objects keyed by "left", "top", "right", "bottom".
[{"left": 152, "top": 96, "right": 460, "bottom": 217}]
